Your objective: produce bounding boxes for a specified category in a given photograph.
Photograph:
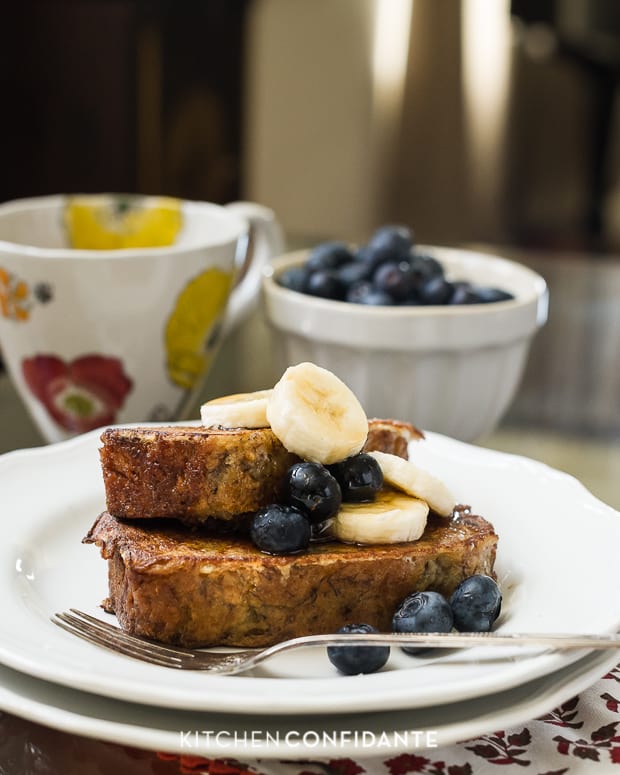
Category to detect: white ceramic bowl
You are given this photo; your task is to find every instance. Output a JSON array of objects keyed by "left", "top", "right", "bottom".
[{"left": 262, "top": 246, "right": 548, "bottom": 441}]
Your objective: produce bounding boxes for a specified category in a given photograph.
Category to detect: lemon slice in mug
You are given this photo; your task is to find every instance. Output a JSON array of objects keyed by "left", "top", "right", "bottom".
[{"left": 64, "top": 195, "right": 183, "bottom": 249}]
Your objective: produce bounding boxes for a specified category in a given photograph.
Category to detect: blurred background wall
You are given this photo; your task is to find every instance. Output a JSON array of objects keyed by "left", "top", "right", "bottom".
[
  {"left": 245, "top": 0, "right": 620, "bottom": 249},
  {"left": 2, "top": 0, "right": 620, "bottom": 252}
]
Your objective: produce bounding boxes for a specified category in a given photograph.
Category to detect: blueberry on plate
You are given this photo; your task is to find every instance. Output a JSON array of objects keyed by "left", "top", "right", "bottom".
[
  {"left": 306, "top": 241, "right": 354, "bottom": 272},
  {"left": 450, "top": 575, "right": 502, "bottom": 632},
  {"left": 329, "top": 453, "right": 383, "bottom": 502},
  {"left": 392, "top": 591, "right": 453, "bottom": 655},
  {"left": 285, "top": 461, "right": 342, "bottom": 523},
  {"left": 250, "top": 505, "right": 311, "bottom": 554},
  {"left": 327, "top": 623, "right": 390, "bottom": 675}
]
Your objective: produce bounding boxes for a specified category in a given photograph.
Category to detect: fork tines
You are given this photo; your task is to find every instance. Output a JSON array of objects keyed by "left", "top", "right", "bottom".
[{"left": 52, "top": 610, "right": 194, "bottom": 668}]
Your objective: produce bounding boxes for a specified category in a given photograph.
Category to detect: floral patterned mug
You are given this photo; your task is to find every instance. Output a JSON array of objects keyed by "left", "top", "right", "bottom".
[{"left": 0, "top": 194, "right": 283, "bottom": 443}]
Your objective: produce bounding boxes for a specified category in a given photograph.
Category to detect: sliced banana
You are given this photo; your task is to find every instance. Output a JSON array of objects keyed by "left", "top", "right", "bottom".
[
  {"left": 368, "top": 451, "right": 455, "bottom": 517},
  {"left": 331, "top": 489, "right": 429, "bottom": 544},
  {"left": 266, "top": 362, "right": 368, "bottom": 464},
  {"left": 200, "top": 390, "right": 272, "bottom": 429}
]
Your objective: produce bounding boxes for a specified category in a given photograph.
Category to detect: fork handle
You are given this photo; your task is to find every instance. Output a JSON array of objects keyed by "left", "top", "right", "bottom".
[{"left": 262, "top": 631, "right": 620, "bottom": 657}]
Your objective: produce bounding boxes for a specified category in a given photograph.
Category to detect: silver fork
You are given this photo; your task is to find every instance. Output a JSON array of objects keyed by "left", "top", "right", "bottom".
[{"left": 51, "top": 610, "right": 620, "bottom": 674}]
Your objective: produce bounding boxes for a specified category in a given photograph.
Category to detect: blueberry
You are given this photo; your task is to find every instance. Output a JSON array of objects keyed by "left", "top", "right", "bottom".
[
  {"left": 357, "top": 227, "right": 412, "bottom": 273},
  {"left": 285, "top": 230, "right": 515, "bottom": 309},
  {"left": 306, "top": 242, "right": 354, "bottom": 272},
  {"left": 449, "top": 281, "right": 479, "bottom": 305},
  {"left": 250, "top": 505, "right": 311, "bottom": 554},
  {"left": 406, "top": 252, "right": 444, "bottom": 286},
  {"left": 397, "top": 254, "right": 444, "bottom": 301},
  {"left": 354, "top": 245, "right": 376, "bottom": 265},
  {"left": 329, "top": 453, "right": 383, "bottom": 502},
  {"left": 285, "top": 462, "right": 342, "bottom": 523},
  {"left": 278, "top": 266, "right": 309, "bottom": 293},
  {"left": 306, "top": 270, "right": 345, "bottom": 300},
  {"left": 346, "top": 282, "right": 394, "bottom": 305},
  {"left": 392, "top": 591, "right": 453, "bottom": 655},
  {"left": 373, "top": 261, "right": 417, "bottom": 302},
  {"left": 358, "top": 288, "right": 395, "bottom": 306},
  {"left": 417, "top": 276, "right": 454, "bottom": 305},
  {"left": 327, "top": 623, "right": 390, "bottom": 675},
  {"left": 410, "top": 252, "right": 444, "bottom": 278},
  {"left": 337, "top": 261, "right": 372, "bottom": 288},
  {"left": 355, "top": 245, "right": 394, "bottom": 274},
  {"left": 471, "top": 286, "right": 515, "bottom": 304},
  {"left": 367, "top": 225, "right": 414, "bottom": 258},
  {"left": 450, "top": 575, "right": 502, "bottom": 632},
  {"left": 346, "top": 281, "right": 374, "bottom": 304}
]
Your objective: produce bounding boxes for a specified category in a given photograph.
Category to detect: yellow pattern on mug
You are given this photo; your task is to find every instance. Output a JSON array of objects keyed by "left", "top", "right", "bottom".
[{"left": 165, "top": 267, "right": 233, "bottom": 390}]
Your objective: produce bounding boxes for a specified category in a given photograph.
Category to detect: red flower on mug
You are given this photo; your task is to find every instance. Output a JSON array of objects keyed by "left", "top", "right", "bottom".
[{"left": 22, "top": 354, "right": 133, "bottom": 433}]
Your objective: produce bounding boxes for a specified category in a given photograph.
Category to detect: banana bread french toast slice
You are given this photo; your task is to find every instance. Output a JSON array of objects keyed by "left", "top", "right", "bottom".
[
  {"left": 100, "top": 418, "right": 422, "bottom": 525},
  {"left": 85, "top": 508, "right": 497, "bottom": 648}
]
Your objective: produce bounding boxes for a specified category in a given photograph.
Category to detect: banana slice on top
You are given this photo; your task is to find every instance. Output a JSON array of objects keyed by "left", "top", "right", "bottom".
[
  {"left": 331, "top": 489, "right": 429, "bottom": 544},
  {"left": 267, "top": 362, "right": 368, "bottom": 464},
  {"left": 368, "top": 451, "right": 455, "bottom": 517},
  {"left": 200, "top": 389, "right": 272, "bottom": 429}
]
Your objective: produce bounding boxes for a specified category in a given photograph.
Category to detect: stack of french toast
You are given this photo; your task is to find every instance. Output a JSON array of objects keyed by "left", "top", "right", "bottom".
[{"left": 85, "top": 362, "right": 498, "bottom": 648}]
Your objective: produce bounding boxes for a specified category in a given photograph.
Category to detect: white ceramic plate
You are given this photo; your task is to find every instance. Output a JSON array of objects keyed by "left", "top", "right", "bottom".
[
  {"left": 0, "top": 428, "right": 619, "bottom": 714},
  {"left": 0, "top": 649, "right": 617, "bottom": 759}
]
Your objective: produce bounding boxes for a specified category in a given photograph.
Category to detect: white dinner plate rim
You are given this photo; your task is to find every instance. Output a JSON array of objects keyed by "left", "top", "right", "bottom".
[
  {"left": 0, "top": 425, "right": 618, "bottom": 715},
  {"left": 0, "top": 649, "right": 616, "bottom": 759}
]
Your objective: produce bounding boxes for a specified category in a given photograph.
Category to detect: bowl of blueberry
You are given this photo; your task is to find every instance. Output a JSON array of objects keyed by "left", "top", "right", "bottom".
[{"left": 262, "top": 225, "right": 548, "bottom": 441}]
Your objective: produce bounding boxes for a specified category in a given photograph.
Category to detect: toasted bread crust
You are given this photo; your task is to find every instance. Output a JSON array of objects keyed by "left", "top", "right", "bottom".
[
  {"left": 85, "top": 509, "right": 498, "bottom": 647},
  {"left": 100, "top": 419, "right": 422, "bottom": 524},
  {"left": 365, "top": 418, "right": 423, "bottom": 459},
  {"left": 100, "top": 425, "right": 298, "bottom": 524}
]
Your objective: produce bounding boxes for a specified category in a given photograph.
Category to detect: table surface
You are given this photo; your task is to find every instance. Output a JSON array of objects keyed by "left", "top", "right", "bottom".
[{"left": 1, "top": 246, "right": 619, "bottom": 773}]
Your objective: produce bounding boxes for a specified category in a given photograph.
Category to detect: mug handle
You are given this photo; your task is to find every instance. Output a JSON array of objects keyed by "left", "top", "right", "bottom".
[{"left": 221, "top": 201, "right": 285, "bottom": 335}]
